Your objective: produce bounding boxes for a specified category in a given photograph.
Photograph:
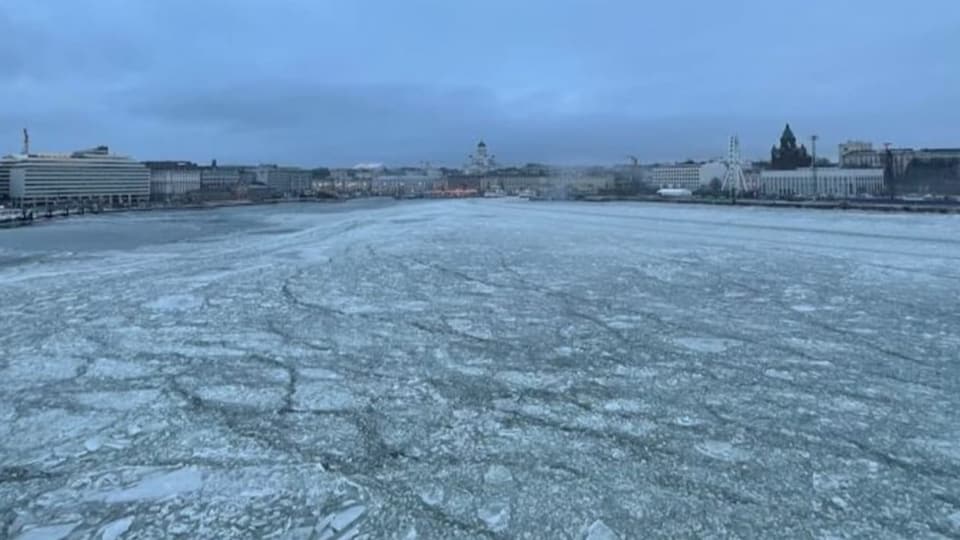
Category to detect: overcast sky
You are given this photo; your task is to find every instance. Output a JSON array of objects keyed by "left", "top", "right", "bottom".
[{"left": 1, "top": 0, "right": 958, "bottom": 166}]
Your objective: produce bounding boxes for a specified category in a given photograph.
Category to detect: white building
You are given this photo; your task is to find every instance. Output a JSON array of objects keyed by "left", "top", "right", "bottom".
[
  {"left": 465, "top": 140, "right": 496, "bottom": 175},
  {"left": 650, "top": 162, "right": 727, "bottom": 191},
  {"left": 145, "top": 161, "right": 202, "bottom": 200},
  {"left": 759, "top": 168, "right": 884, "bottom": 198},
  {"left": 649, "top": 163, "right": 700, "bottom": 190},
  {"left": 372, "top": 168, "right": 443, "bottom": 196},
  {"left": 838, "top": 141, "right": 874, "bottom": 165},
  {"left": 8, "top": 146, "right": 149, "bottom": 207}
]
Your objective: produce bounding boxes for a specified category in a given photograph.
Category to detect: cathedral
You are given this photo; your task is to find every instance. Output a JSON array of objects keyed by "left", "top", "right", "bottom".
[
  {"left": 770, "top": 124, "right": 813, "bottom": 170},
  {"left": 465, "top": 140, "right": 496, "bottom": 175}
]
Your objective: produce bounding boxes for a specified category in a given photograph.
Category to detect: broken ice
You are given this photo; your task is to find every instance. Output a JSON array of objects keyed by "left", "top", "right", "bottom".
[{"left": 1, "top": 200, "right": 959, "bottom": 537}]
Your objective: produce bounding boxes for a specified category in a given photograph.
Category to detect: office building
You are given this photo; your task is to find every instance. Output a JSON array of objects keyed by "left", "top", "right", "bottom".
[
  {"left": 0, "top": 157, "right": 12, "bottom": 201},
  {"left": 838, "top": 141, "right": 906, "bottom": 172},
  {"left": 8, "top": 146, "right": 149, "bottom": 207},
  {"left": 759, "top": 168, "right": 883, "bottom": 198},
  {"left": 649, "top": 163, "right": 701, "bottom": 190},
  {"left": 145, "top": 161, "right": 202, "bottom": 200},
  {"left": 649, "top": 162, "right": 727, "bottom": 191},
  {"left": 838, "top": 140, "right": 873, "bottom": 158},
  {"left": 200, "top": 164, "right": 242, "bottom": 190},
  {"left": 256, "top": 165, "right": 312, "bottom": 195},
  {"left": 372, "top": 168, "right": 443, "bottom": 196},
  {"left": 902, "top": 149, "right": 960, "bottom": 195},
  {"left": 838, "top": 142, "right": 960, "bottom": 193}
]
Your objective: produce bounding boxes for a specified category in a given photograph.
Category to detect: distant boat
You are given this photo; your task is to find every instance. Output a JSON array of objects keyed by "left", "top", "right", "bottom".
[{"left": 483, "top": 188, "right": 506, "bottom": 198}]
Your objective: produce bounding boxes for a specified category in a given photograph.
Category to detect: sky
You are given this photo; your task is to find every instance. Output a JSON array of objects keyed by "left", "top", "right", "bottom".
[{"left": 1, "top": 0, "right": 958, "bottom": 167}]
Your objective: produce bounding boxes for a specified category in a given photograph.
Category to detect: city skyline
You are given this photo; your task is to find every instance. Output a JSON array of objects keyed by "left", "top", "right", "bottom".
[{"left": 2, "top": 1, "right": 958, "bottom": 167}]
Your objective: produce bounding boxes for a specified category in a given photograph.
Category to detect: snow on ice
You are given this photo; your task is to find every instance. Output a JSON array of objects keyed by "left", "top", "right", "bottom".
[{"left": 1, "top": 199, "right": 959, "bottom": 537}]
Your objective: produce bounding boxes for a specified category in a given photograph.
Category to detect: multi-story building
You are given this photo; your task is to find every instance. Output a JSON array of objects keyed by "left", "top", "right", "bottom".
[
  {"left": 145, "top": 161, "right": 202, "bottom": 201},
  {"left": 650, "top": 162, "right": 728, "bottom": 191},
  {"left": 649, "top": 163, "right": 701, "bottom": 190},
  {"left": 200, "top": 164, "right": 242, "bottom": 190},
  {"left": 902, "top": 149, "right": 960, "bottom": 195},
  {"left": 239, "top": 168, "right": 258, "bottom": 186},
  {"left": 759, "top": 168, "right": 884, "bottom": 198},
  {"left": 8, "top": 146, "right": 149, "bottom": 207},
  {"left": 838, "top": 140, "right": 872, "bottom": 158},
  {"left": 255, "top": 165, "right": 312, "bottom": 195},
  {"left": 0, "top": 157, "right": 12, "bottom": 201},
  {"left": 839, "top": 141, "right": 945, "bottom": 176},
  {"left": 548, "top": 167, "right": 615, "bottom": 198},
  {"left": 371, "top": 168, "right": 443, "bottom": 196}
]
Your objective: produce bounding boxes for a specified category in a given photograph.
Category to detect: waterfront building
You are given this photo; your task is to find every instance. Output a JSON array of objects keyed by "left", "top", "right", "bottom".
[
  {"left": 0, "top": 157, "right": 12, "bottom": 201},
  {"left": 145, "top": 161, "right": 202, "bottom": 201},
  {"left": 759, "top": 168, "right": 883, "bottom": 198},
  {"left": 770, "top": 124, "right": 812, "bottom": 170},
  {"left": 200, "top": 163, "right": 242, "bottom": 190},
  {"left": 902, "top": 149, "right": 960, "bottom": 195},
  {"left": 255, "top": 165, "right": 312, "bottom": 195},
  {"left": 838, "top": 142, "right": 960, "bottom": 194},
  {"left": 371, "top": 167, "right": 443, "bottom": 196},
  {"left": 8, "top": 146, "right": 149, "bottom": 207},
  {"left": 838, "top": 140, "right": 873, "bottom": 159},
  {"left": 239, "top": 168, "right": 258, "bottom": 186},
  {"left": 838, "top": 141, "right": 910, "bottom": 173},
  {"left": 649, "top": 162, "right": 727, "bottom": 191},
  {"left": 330, "top": 167, "right": 378, "bottom": 194},
  {"left": 649, "top": 163, "right": 701, "bottom": 190},
  {"left": 547, "top": 167, "right": 614, "bottom": 198},
  {"left": 495, "top": 174, "right": 551, "bottom": 194}
]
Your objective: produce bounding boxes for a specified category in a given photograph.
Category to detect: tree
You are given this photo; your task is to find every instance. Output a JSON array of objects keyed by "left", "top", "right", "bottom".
[
  {"left": 695, "top": 177, "right": 723, "bottom": 198},
  {"left": 708, "top": 177, "right": 723, "bottom": 196}
]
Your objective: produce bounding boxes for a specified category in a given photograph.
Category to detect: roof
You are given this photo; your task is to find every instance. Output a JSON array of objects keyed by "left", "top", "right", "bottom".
[{"left": 781, "top": 123, "right": 796, "bottom": 142}]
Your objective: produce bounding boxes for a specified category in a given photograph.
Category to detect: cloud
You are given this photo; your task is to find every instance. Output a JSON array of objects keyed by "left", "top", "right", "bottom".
[{"left": 1, "top": 0, "right": 958, "bottom": 165}]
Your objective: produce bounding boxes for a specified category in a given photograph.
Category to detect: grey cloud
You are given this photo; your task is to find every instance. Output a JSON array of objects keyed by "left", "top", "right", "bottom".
[{"left": 1, "top": 0, "right": 958, "bottom": 165}]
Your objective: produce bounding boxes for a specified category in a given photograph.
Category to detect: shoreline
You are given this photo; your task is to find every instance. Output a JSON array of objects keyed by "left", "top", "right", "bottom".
[
  {"left": 577, "top": 195, "right": 960, "bottom": 214},
  {"left": 0, "top": 197, "right": 347, "bottom": 229},
  {"left": 4, "top": 193, "right": 960, "bottom": 230}
]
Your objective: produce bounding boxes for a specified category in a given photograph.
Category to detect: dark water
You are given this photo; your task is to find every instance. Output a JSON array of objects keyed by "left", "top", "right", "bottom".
[{"left": 0, "top": 200, "right": 397, "bottom": 254}]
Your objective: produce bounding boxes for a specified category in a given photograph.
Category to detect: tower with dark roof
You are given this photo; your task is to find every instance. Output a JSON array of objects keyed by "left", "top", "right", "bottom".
[{"left": 771, "top": 124, "right": 813, "bottom": 170}]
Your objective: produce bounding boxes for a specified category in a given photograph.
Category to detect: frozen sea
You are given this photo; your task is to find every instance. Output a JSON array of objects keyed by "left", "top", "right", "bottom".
[{"left": 1, "top": 199, "right": 959, "bottom": 539}]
